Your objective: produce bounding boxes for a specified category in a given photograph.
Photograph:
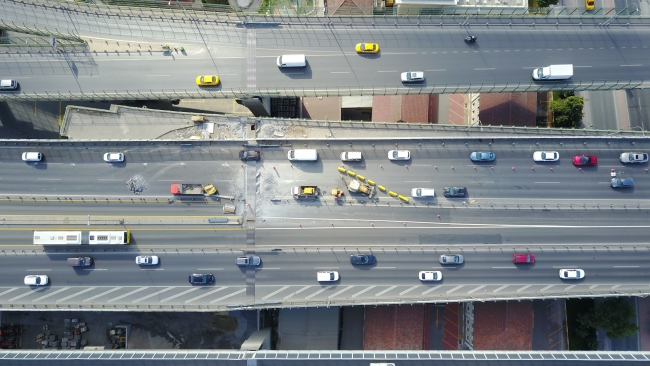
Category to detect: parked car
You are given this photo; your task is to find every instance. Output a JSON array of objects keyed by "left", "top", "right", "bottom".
[
  {"left": 559, "top": 269, "right": 584, "bottom": 279},
  {"left": 388, "top": 150, "right": 411, "bottom": 161},
  {"left": 103, "top": 153, "right": 124, "bottom": 162},
  {"left": 136, "top": 256, "right": 159, "bottom": 265},
  {"left": 619, "top": 152, "right": 648, "bottom": 163},
  {"left": 411, "top": 188, "right": 435, "bottom": 198},
  {"left": 512, "top": 253, "right": 535, "bottom": 264},
  {"left": 572, "top": 155, "right": 597, "bottom": 166},
  {"left": 419, "top": 271, "right": 442, "bottom": 281},
  {"left": 195, "top": 75, "right": 220, "bottom": 86},
  {"left": 239, "top": 150, "right": 261, "bottom": 161},
  {"left": 24, "top": 275, "right": 48, "bottom": 286},
  {"left": 470, "top": 151, "right": 495, "bottom": 162},
  {"left": 533, "top": 151, "right": 559, "bottom": 162},
  {"left": 350, "top": 254, "right": 376, "bottom": 265},
  {"left": 67, "top": 257, "right": 93, "bottom": 267},
  {"left": 439, "top": 254, "right": 464, "bottom": 264},
  {"left": 443, "top": 186, "right": 467, "bottom": 197},
  {"left": 317, "top": 271, "right": 339, "bottom": 282},
  {"left": 188, "top": 273, "right": 214, "bottom": 284},
  {"left": 340, "top": 151, "right": 362, "bottom": 162},
  {"left": 22, "top": 152, "right": 42, "bottom": 162},
  {"left": 401, "top": 71, "right": 425, "bottom": 83},
  {"left": 355, "top": 43, "right": 379, "bottom": 54},
  {"left": 236, "top": 256, "right": 261, "bottom": 266},
  {"left": 611, "top": 177, "right": 634, "bottom": 188}
]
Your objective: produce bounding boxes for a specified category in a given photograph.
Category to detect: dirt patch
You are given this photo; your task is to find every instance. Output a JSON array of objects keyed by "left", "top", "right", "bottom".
[{"left": 2, "top": 310, "right": 256, "bottom": 350}]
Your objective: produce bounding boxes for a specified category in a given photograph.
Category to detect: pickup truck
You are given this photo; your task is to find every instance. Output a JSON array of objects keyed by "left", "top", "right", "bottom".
[
  {"left": 291, "top": 185, "right": 320, "bottom": 199},
  {"left": 170, "top": 183, "right": 217, "bottom": 195}
]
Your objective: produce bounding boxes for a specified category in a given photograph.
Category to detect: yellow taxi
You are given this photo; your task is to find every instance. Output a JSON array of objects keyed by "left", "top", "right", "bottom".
[
  {"left": 586, "top": 0, "right": 594, "bottom": 10},
  {"left": 195, "top": 75, "right": 220, "bottom": 86},
  {"left": 355, "top": 43, "right": 380, "bottom": 54}
]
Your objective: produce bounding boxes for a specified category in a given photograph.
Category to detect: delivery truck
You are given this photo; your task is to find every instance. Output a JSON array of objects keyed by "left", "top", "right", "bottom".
[
  {"left": 532, "top": 64, "right": 573, "bottom": 81},
  {"left": 170, "top": 183, "right": 217, "bottom": 195}
]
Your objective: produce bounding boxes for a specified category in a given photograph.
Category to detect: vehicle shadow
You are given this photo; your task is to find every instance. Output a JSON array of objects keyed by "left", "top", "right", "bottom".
[{"left": 279, "top": 63, "right": 313, "bottom": 79}]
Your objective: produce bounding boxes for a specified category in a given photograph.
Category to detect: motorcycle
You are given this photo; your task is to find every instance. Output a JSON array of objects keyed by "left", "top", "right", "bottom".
[{"left": 464, "top": 36, "right": 477, "bottom": 43}]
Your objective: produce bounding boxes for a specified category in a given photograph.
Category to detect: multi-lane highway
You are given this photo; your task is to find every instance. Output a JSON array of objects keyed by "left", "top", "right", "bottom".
[
  {"left": 0, "top": 138, "right": 649, "bottom": 308},
  {"left": 1, "top": 0, "right": 650, "bottom": 97}
]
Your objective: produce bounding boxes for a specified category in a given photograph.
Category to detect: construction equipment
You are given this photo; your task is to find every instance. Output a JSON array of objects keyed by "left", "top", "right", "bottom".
[
  {"left": 170, "top": 183, "right": 217, "bottom": 195},
  {"left": 342, "top": 177, "right": 375, "bottom": 197},
  {"left": 291, "top": 185, "right": 320, "bottom": 199},
  {"left": 331, "top": 189, "right": 344, "bottom": 200}
]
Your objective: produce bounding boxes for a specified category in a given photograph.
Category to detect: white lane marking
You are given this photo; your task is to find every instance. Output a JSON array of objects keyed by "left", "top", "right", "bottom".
[
  {"left": 140, "top": 268, "right": 164, "bottom": 271},
  {"left": 539, "top": 285, "right": 555, "bottom": 292},
  {"left": 32, "top": 287, "right": 71, "bottom": 302},
  {"left": 517, "top": 284, "right": 533, "bottom": 292},
  {"left": 493, "top": 285, "right": 509, "bottom": 293},
  {"left": 83, "top": 268, "right": 107, "bottom": 271},
  {"left": 422, "top": 286, "right": 439, "bottom": 295},
  {"left": 132, "top": 288, "right": 176, "bottom": 303},
  {"left": 304, "top": 286, "right": 332, "bottom": 300},
  {"left": 468, "top": 285, "right": 487, "bottom": 294},
  {"left": 405, "top": 181, "right": 431, "bottom": 183},
  {"left": 84, "top": 287, "right": 121, "bottom": 302},
  {"left": 9, "top": 291, "right": 36, "bottom": 302},
  {"left": 107, "top": 288, "right": 149, "bottom": 303},
  {"left": 184, "top": 287, "right": 228, "bottom": 303},
  {"left": 283, "top": 286, "right": 311, "bottom": 300},
  {"left": 315, "top": 267, "right": 339, "bottom": 269},
  {"left": 589, "top": 285, "right": 600, "bottom": 289},
  {"left": 210, "top": 288, "right": 246, "bottom": 303},
  {"left": 492, "top": 267, "right": 516, "bottom": 269},
  {"left": 564, "top": 285, "right": 577, "bottom": 290},
  {"left": 148, "top": 75, "right": 171, "bottom": 77},
  {"left": 160, "top": 288, "right": 197, "bottom": 303},
  {"left": 534, "top": 182, "right": 560, "bottom": 184},
  {"left": 446, "top": 285, "right": 464, "bottom": 294},
  {"left": 262, "top": 285, "right": 290, "bottom": 300},
  {"left": 425, "top": 69, "right": 446, "bottom": 72},
  {"left": 613, "top": 265, "right": 639, "bottom": 268},
  {"left": 97, "top": 179, "right": 122, "bottom": 181},
  {"left": 330, "top": 286, "right": 355, "bottom": 298},
  {"left": 475, "top": 68, "right": 495, "bottom": 70},
  {"left": 377, "top": 70, "right": 398, "bottom": 73},
  {"left": 375, "top": 267, "right": 396, "bottom": 269},
  {"left": 27, "top": 269, "right": 52, "bottom": 271},
  {"left": 351, "top": 285, "right": 375, "bottom": 298},
  {"left": 37, "top": 178, "right": 61, "bottom": 181},
  {"left": 621, "top": 64, "right": 642, "bottom": 67},
  {"left": 374, "top": 285, "right": 398, "bottom": 297},
  {"left": 197, "top": 268, "right": 224, "bottom": 271},
  {"left": 0, "top": 288, "right": 19, "bottom": 298},
  {"left": 260, "top": 267, "right": 280, "bottom": 270},
  {"left": 58, "top": 287, "right": 97, "bottom": 302},
  {"left": 399, "top": 285, "right": 420, "bottom": 296},
  {"left": 331, "top": 72, "right": 350, "bottom": 74}
]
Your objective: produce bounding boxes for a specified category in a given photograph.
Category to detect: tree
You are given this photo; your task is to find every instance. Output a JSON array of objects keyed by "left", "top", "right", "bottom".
[
  {"left": 550, "top": 95, "right": 584, "bottom": 129},
  {"left": 577, "top": 297, "right": 639, "bottom": 339}
]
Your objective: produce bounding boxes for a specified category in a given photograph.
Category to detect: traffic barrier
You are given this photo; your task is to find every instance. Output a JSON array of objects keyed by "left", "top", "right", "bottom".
[
  {"left": 398, "top": 195, "right": 409, "bottom": 202},
  {"left": 347, "top": 171, "right": 356, "bottom": 177},
  {"left": 367, "top": 179, "right": 376, "bottom": 186},
  {"left": 378, "top": 185, "right": 386, "bottom": 192},
  {"left": 388, "top": 191, "right": 398, "bottom": 197},
  {"left": 357, "top": 175, "right": 365, "bottom": 181},
  {"left": 337, "top": 167, "right": 346, "bottom": 173}
]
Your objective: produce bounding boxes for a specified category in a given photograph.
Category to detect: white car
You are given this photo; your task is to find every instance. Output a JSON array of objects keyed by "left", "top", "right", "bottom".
[
  {"left": 559, "top": 269, "right": 584, "bottom": 280},
  {"left": 317, "top": 271, "right": 339, "bottom": 282},
  {"left": 619, "top": 152, "right": 648, "bottom": 163},
  {"left": 419, "top": 271, "right": 442, "bottom": 281},
  {"left": 401, "top": 71, "right": 425, "bottom": 83},
  {"left": 104, "top": 153, "right": 124, "bottom": 162},
  {"left": 22, "top": 152, "right": 42, "bottom": 162},
  {"left": 533, "top": 151, "right": 559, "bottom": 162},
  {"left": 388, "top": 150, "right": 411, "bottom": 161},
  {"left": 340, "top": 151, "right": 362, "bottom": 162},
  {"left": 411, "top": 188, "right": 435, "bottom": 197},
  {"left": 135, "top": 256, "right": 159, "bottom": 265},
  {"left": 24, "top": 275, "right": 49, "bottom": 286}
]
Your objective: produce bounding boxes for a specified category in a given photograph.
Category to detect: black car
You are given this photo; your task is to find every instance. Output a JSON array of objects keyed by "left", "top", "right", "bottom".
[
  {"left": 443, "top": 186, "right": 467, "bottom": 197},
  {"left": 239, "top": 149, "right": 261, "bottom": 161},
  {"left": 350, "top": 254, "right": 376, "bottom": 265},
  {"left": 188, "top": 273, "right": 215, "bottom": 284}
]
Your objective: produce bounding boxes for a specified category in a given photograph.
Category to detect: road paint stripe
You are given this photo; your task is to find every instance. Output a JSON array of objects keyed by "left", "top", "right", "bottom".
[
  {"left": 304, "top": 286, "right": 332, "bottom": 300},
  {"left": 467, "top": 285, "right": 487, "bottom": 294},
  {"left": 375, "top": 285, "right": 398, "bottom": 297},
  {"left": 32, "top": 287, "right": 71, "bottom": 302},
  {"left": 283, "top": 286, "right": 311, "bottom": 300},
  {"left": 210, "top": 288, "right": 246, "bottom": 303},
  {"left": 184, "top": 287, "right": 228, "bottom": 303},
  {"left": 517, "top": 285, "right": 533, "bottom": 292},
  {"left": 84, "top": 287, "right": 122, "bottom": 302},
  {"left": 446, "top": 285, "right": 464, "bottom": 294},
  {"left": 352, "top": 285, "right": 375, "bottom": 298},
  {"left": 399, "top": 285, "right": 420, "bottom": 296},
  {"left": 132, "top": 287, "right": 177, "bottom": 303},
  {"left": 160, "top": 288, "right": 197, "bottom": 303},
  {"left": 107, "top": 288, "right": 149, "bottom": 303},
  {"left": 493, "top": 285, "right": 509, "bottom": 293},
  {"left": 263, "top": 286, "right": 290, "bottom": 300},
  {"left": 58, "top": 287, "right": 97, "bottom": 303}
]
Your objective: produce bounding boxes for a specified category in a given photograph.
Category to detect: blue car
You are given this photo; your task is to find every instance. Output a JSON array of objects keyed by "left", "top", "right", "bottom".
[
  {"left": 470, "top": 151, "right": 495, "bottom": 162},
  {"left": 350, "top": 254, "right": 376, "bottom": 265}
]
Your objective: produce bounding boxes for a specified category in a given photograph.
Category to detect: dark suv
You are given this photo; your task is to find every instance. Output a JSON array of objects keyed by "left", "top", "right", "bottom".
[
  {"left": 188, "top": 273, "right": 215, "bottom": 284},
  {"left": 350, "top": 254, "right": 376, "bottom": 265}
]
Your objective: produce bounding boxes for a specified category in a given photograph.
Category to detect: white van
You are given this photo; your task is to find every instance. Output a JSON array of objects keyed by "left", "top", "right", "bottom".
[
  {"left": 22, "top": 152, "right": 42, "bottom": 162},
  {"left": 277, "top": 54, "right": 306, "bottom": 68},
  {"left": 288, "top": 149, "right": 318, "bottom": 161},
  {"left": 0, "top": 79, "right": 18, "bottom": 90},
  {"left": 317, "top": 271, "right": 339, "bottom": 282},
  {"left": 340, "top": 151, "right": 362, "bottom": 162}
]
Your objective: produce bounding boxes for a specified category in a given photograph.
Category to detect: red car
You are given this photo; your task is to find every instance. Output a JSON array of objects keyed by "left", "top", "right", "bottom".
[
  {"left": 573, "top": 155, "right": 597, "bottom": 166},
  {"left": 513, "top": 253, "right": 535, "bottom": 264}
]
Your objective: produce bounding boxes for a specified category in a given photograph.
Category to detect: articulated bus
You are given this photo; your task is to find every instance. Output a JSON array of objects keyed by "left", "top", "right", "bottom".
[{"left": 33, "top": 230, "right": 130, "bottom": 245}]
